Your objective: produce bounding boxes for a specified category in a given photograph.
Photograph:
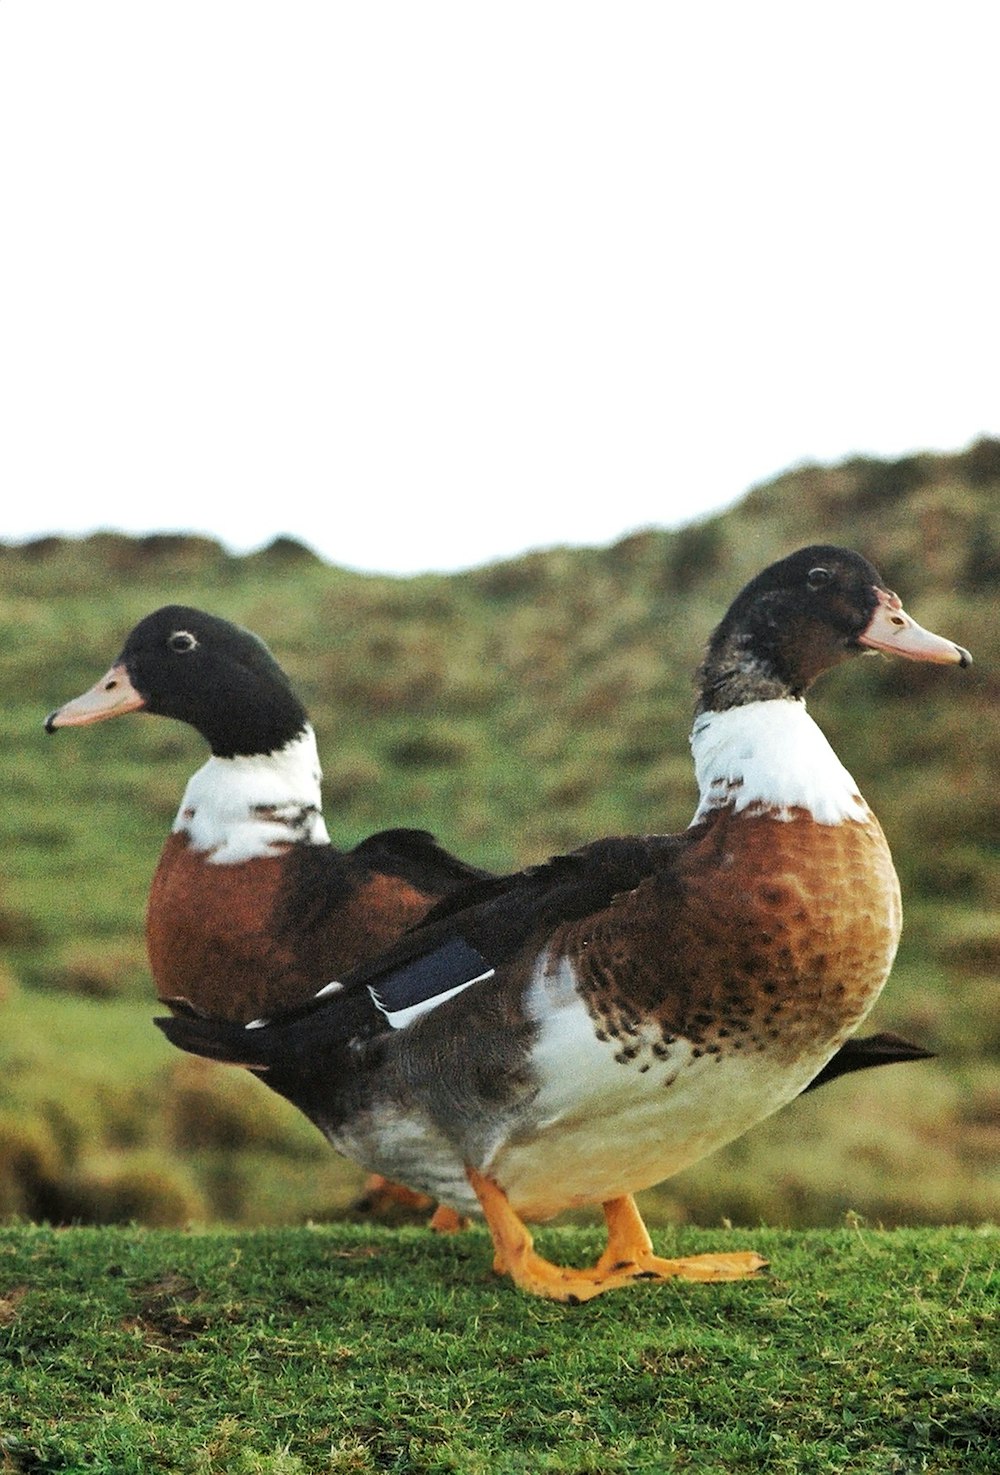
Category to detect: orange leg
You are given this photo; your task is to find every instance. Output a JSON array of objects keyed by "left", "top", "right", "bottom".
[
  {"left": 356, "top": 1174, "right": 469, "bottom": 1233},
  {"left": 595, "top": 1194, "right": 768, "bottom": 1283},
  {"left": 428, "top": 1204, "right": 470, "bottom": 1234},
  {"left": 355, "top": 1174, "right": 434, "bottom": 1217},
  {"left": 466, "top": 1168, "right": 766, "bottom": 1302}
]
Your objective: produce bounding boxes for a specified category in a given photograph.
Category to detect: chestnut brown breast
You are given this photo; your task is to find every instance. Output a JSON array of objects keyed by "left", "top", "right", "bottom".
[{"left": 147, "top": 834, "right": 436, "bottom": 1022}]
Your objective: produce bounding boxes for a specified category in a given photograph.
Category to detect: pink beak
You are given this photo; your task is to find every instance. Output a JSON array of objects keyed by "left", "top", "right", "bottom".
[
  {"left": 858, "top": 588, "right": 971, "bottom": 667},
  {"left": 45, "top": 662, "right": 146, "bottom": 731}
]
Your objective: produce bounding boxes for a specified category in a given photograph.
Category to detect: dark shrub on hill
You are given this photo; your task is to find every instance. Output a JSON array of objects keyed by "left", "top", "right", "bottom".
[
  {"left": 387, "top": 727, "right": 470, "bottom": 769},
  {"left": 960, "top": 436, "right": 1000, "bottom": 486},
  {"left": 668, "top": 518, "right": 727, "bottom": 590},
  {"left": 0, "top": 1112, "right": 64, "bottom": 1219},
  {"left": 18, "top": 535, "right": 72, "bottom": 561},
  {"left": 251, "top": 535, "right": 323, "bottom": 566},
  {"left": 63, "top": 1161, "right": 204, "bottom": 1228},
  {"left": 961, "top": 517, "right": 1000, "bottom": 590},
  {"left": 847, "top": 454, "right": 932, "bottom": 509}
]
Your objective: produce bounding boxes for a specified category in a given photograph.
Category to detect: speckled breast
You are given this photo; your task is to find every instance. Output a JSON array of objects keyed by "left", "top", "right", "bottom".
[{"left": 563, "top": 805, "right": 901, "bottom": 1067}]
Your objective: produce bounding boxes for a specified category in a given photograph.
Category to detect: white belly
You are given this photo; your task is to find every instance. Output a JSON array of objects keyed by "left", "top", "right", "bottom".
[
  {"left": 331, "top": 1100, "right": 478, "bottom": 1213},
  {"left": 487, "top": 957, "right": 833, "bottom": 1221}
]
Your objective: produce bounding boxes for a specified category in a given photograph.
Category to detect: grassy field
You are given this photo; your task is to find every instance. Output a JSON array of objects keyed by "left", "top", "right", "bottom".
[{"left": 0, "top": 1222, "right": 996, "bottom": 1474}]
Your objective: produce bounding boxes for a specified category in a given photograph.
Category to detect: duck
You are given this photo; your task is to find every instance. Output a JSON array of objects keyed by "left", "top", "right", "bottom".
[
  {"left": 45, "top": 604, "right": 497, "bottom": 1225},
  {"left": 156, "top": 547, "right": 970, "bottom": 1300},
  {"left": 45, "top": 605, "right": 495, "bottom": 1022}
]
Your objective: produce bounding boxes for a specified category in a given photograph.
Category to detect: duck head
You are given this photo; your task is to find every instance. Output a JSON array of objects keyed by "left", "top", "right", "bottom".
[
  {"left": 45, "top": 606, "right": 310, "bottom": 759},
  {"left": 697, "top": 545, "right": 971, "bottom": 713}
]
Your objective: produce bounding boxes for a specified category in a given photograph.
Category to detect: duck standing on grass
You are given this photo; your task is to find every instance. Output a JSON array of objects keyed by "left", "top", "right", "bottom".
[
  {"left": 45, "top": 605, "right": 496, "bottom": 1224},
  {"left": 157, "top": 547, "right": 970, "bottom": 1300}
]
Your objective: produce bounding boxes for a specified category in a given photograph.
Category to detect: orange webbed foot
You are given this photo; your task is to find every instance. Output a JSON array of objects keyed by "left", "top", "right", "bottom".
[
  {"left": 354, "top": 1174, "right": 434, "bottom": 1219},
  {"left": 595, "top": 1194, "right": 767, "bottom": 1284},
  {"left": 466, "top": 1170, "right": 767, "bottom": 1302}
]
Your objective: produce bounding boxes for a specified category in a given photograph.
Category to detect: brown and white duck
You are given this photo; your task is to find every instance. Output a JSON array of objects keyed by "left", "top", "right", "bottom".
[
  {"left": 45, "top": 605, "right": 498, "bottom": 1224},
  {"left": 45, "top": 606, "right": 493, "bottom": 1022},
  {"left": 43, "top": 598, "right": 918, "bottom": 1098},
  {"left": 157, "top": 547, "right": 969, "bottom": 1299}
]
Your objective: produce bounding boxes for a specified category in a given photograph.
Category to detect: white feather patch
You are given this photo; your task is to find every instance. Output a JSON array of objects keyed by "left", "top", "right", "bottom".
[
  {"left": 245, "top": 977, "right": 343, "bottom": 1032},
  {"left": 173, "top": 726, "right": 331, "bottom": 862},
  {"left": 689, "top": 700, "right": 869, "bottom": 826},
  {"left": 368, "top": 969, "right": 494, "bottom": 1030},
  {"left": 489, "top": 953, "right": 841, "bottom": 1219}
]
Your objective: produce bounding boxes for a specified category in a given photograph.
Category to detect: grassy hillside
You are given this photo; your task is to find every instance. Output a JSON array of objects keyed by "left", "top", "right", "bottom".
[
  {"left": 0, "top": 1223, "right": 996, "bottom": 1474},
  {"left": 0, "top": 442, "right": 997, "bottom": 1230}
]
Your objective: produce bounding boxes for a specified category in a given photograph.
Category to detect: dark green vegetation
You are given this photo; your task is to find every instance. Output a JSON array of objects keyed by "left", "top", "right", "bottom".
[
  {"left": 0, "top": 1222, "right": 997, "bottom": 1474},
  {"left": 0, "top": 442, "right": 997, "bottom": 1232}
]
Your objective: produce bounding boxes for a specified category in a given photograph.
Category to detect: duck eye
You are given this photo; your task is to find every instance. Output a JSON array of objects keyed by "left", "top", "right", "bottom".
[
  {"left": 168, "top": 630, "right": 199, "bottom": 654},
  {"left": 806, "top": 567, "right": 832, "bottom": 591}
]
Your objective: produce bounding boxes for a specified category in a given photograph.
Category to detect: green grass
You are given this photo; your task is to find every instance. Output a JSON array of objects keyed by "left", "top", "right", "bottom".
[{"left": 0, "top": 1224, "right": 996, "bottom": 1473}]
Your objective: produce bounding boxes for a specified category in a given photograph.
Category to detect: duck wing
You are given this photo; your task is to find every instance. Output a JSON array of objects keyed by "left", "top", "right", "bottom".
[{"left": 155, "top": 835, "right": 676, "bottom": 1069}]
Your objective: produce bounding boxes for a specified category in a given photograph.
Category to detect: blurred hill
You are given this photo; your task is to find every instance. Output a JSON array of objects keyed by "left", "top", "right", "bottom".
[{"left": 0, "top": 441, "right": 996, "bottom": 1230}]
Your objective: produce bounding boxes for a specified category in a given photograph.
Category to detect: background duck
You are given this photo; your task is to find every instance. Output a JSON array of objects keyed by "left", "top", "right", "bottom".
[
  {"left": 46, "top": 606, "right": 493, "bottom": 1022},
  {"left": 158, "top": 547, "right": 970, "bottom": 1299},
  {"left": 45, "top": 605, "right": 498, "bottom": 1223}
]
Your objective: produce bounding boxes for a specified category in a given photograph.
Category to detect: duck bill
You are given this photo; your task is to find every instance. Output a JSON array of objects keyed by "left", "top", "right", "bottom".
[
  {"left": 858, "top": 588, "right": 972, "bottom": 667},
  {"left": 45, "top": 663, "right": 146, "bottom": 732}
]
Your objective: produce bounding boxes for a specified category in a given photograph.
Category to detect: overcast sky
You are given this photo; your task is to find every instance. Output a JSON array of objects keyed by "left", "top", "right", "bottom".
[{"left": 1, "top": 4, "right": 996, "bottom": 574}]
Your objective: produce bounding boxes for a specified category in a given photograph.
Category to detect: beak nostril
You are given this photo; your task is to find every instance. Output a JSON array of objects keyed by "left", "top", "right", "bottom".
[
  {"left": 104, "top": 679, "right": 118, "bottom": 691},
  {"left": 890, "top": 616, "right": 905, "bottom": 627}
]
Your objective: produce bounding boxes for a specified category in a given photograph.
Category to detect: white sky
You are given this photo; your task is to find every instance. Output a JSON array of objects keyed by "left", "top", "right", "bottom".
[{"left": 1, "top": 3, "right": 997, "bottom": 575}]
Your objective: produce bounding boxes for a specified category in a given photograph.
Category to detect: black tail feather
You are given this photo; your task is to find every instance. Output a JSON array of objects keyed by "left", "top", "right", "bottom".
[
  {"left": 803, "top": 1032, "right": 935, "bottom": 1093},
  {"left": 155, "top": 1011, "right": 276, "bottom": 1071},
  {"left": 154, "top": 969, "right": 385, "bottom": 1087}
]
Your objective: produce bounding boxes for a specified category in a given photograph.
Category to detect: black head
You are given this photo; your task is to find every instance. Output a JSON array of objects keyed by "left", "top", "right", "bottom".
[
  {"left": 46, "top": 606, "right": 309, "bottom": 758},
  {"left": 698, "top": 545, "right": 970, "bottom": 712}
]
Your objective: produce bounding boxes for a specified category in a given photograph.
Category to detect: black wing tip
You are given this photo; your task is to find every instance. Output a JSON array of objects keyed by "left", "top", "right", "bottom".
[
  {"left": 154, "top": 1011, "right": 204, "bottom": 1047},
  {"left": 803, "top": 1032, "right": 935, "bottom": 1093},
  {"left": 846, "top": 1030, "right": 936, "bottom": 1063}
]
